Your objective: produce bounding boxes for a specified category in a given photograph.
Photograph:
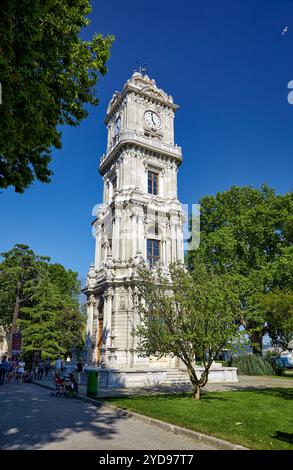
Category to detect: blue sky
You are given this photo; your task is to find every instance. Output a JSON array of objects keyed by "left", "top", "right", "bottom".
[{"left": 1, "top": 0, "right": 292, "bottom": 282}]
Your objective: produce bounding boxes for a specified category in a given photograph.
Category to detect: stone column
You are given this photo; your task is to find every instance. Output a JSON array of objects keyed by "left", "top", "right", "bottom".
[
  {"left": 94, "top": 228, "right": 102, "bottom": 269},
  {"left": 103, "top": 176, "right": 107, "bottom": 202},
  {"left": 161, "top": 239, "right": 167, "bottom": 265},
  {"left": 108, "top": 181, "right": 113, "bottom": 202},
  {"left": 159, "top": 170, "right": 163, "bottom": 198},
  {"left": 105, "top": 179, "right": 110, "bottom": 203},
  {"left": 177, "top": 217, "right": 184, "bottom": 261},
  {"left": 137, "top": 208, "right": 144, "bottom": 255},
  {"left": 123, "top": 154, "right": 129, "bottom": 187},
  {"left": 170, "top": 219, "right": 176, "bottom": 262},
  {"left": 165, "top": 164, "right": 171, "bottom": 199},
  {"left": 117, "top": 163, "right": 121, "bottom": 191},
  {"left": 126, "top": 208, "right": 132, "bottom": 261},
  {"left": 127, "top": 286, "right": 135, "bottom": 368},
  {"left": 172, "top": 165, "right": 178, "bottom": 199},
  {"left": 112, "top": 210, "right": 121, "bottom": 261},
  {"left": 120, "top": 211, "right": 126, "bottom": 262},
  {"left": 131, "top": 212, "right": 137, "bottom": 258},
  {"left": 176, "top": 224, "right": 181, "bottom": 261},
  {"left": 103, "top": 288, "right": 114, "bottom": 349},
  {"left": 86, "top": 295, "right": 95, "bottom": 364}
]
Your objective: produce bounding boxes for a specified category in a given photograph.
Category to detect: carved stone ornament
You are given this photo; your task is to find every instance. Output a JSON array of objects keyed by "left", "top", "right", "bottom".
[
  {"left": 86, "top": 265, "right": 97, "bottom": 288},
  {"left": 119, "top": 295, "right": 126, "bottom": 310},
  {"left": 87, "top": 294, "right": 96, "bottom": 306}
]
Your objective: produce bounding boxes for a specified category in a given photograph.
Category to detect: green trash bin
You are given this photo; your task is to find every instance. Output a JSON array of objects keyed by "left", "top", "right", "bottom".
[{"left": 87, "top": 370, "right": 98, "bottom": 397}]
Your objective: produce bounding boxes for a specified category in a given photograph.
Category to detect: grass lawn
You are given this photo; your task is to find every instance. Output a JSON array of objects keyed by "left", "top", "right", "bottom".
[
  {"left": 104, "top": 388, "right": 293, "bottom": 450},
  {"left": 282, "top": 370, "right": 293, "bottom": 378}
]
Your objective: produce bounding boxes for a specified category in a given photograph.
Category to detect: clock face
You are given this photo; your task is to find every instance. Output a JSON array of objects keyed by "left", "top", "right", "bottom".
[
  {"left": 144, "top": 110, "right": 161, "bottom": 130},
  {"left": 114, "top": 116, "right": 121, "bottom": 135}
]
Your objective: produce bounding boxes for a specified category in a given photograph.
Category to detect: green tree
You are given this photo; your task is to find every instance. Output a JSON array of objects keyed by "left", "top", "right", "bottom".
[
  {"left": 48, "top": 264, "right": 81, "bottom": 300},
  {"left": 134, "top": 261, "right": 241, "bottom": 400},
  {"left": 18, "top": 273, "right": 65, "bottom": 358},
  {"left": 0, "top": 0, "right": 114, "bottom": 192},
  {"left": 258, "top": 289, "right": 293, "bottom": 349},
  {"left": 48, "top": 263, "right": 86, "bottom": 355},
  {"left": 0, "top": 245, "right": 86, "bottom": 357},
  {"left": 0, "top": 244, "right": 49, "bottom": 352},
  {"left": 187, "top": 185, "right": 293, "bottom": 353}
]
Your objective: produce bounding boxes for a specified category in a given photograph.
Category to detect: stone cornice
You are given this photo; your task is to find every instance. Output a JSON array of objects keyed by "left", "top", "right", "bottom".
[{"left": 99, "top": 131, "right": 182, "bottom": 175}]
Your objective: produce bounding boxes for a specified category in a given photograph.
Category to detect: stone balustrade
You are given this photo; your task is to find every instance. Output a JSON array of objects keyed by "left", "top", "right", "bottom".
[{"left": 99, "top": 130, "right": 182, "bottom": 168}]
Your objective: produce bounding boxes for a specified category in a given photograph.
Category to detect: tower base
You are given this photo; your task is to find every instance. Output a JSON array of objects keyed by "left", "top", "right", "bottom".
[{"left": 84, "top": 366, "right": 238, "bottom": 389}]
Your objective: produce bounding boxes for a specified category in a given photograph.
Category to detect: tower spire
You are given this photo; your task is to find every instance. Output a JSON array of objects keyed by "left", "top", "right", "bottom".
[{"left": 135, "top": 60, "right": 147, "bottom": 75}]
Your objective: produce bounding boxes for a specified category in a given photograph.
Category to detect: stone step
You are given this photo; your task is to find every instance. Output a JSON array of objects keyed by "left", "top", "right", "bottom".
[
  {"left": 163, "top": 380, "right": 191, "bottom": 385},
  {"left": 163, "top": 369, "right": 191, "bottom": 385},
  {"left": 164, "top": 376, "right": 190, "bottom": 381},
  {"left": 164, "top": 375, "right": 190, "bottom": 380}
]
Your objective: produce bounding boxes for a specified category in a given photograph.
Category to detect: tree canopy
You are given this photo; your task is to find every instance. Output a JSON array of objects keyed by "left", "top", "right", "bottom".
[
  {"left": 0, "top": 244, "right": 85, "bottom": 358},
  {"left": 187, "top": 185, "right": 293, "bottom": 353},
  {"left": 134, "top": 260, "right": 241, "bottom": 399},
  {"left": 19, "top": 273, "right": 66, "bottom": 358},
  {"left": 0, "top": 244, "right": 48, "bottom": 332},
  {"left": 0, "top": 0, "right": 114, "bottom": 192}
]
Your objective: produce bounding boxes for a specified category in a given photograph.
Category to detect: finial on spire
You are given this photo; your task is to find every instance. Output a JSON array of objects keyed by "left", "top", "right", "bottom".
[{"left": 134, "top": 60, "right": 147, "bottom": 75}]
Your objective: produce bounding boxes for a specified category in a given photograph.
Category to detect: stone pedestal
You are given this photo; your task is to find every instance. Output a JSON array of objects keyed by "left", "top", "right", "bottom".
[{"left": 84, "top": 366, "right": 238, "bottom": 389}]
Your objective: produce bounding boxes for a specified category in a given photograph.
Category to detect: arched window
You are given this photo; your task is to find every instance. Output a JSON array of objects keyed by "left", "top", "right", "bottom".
[
  {"left": 147, "top": 239, "right": 160, "bottom": 267},
  {"left": 148, "top": 171, "right": 158, "bottom": 195}
]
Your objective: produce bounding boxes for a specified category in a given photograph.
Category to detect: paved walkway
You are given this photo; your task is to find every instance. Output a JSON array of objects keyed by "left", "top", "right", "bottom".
[
  {"left": 2, "top": 374, "right": 289, "bottom": 450},
  {"left": 32, "top": 372, "right": 293, "bottom": 398},
  {"left": 0, "top": 383, "right": 216, "bottom": 450}
]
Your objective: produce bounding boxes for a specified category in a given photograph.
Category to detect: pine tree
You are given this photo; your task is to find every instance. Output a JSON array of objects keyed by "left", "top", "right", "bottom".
[{"left": 19, "top": 274, "right": 65, "bottom": 359}]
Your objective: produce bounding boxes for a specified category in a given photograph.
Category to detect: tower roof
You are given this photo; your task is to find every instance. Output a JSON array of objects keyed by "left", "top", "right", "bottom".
[{"left": 105, "top": 72, "right": 179, "bottom": 124}]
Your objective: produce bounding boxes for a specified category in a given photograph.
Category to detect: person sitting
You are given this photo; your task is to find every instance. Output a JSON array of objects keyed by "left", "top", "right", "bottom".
[
  {"left": 23, "top": 370, "right": 33, "bottom": 383},
  {"left": 66, "top": 373, "right": 78, "bottom": 397},
  {"left": 53, "top": 372, "right": 65, "bottom": 395}
]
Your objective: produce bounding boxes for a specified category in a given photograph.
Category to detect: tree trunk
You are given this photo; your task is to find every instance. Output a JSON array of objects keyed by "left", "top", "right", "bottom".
[
  {"left": 8, "top": 281, "right": 21, "bottom": 355},
  {"left": 250, "top": 331, "right": 263, "bottom": 355},
  {"left": 192, "top": 384, "right": 201, "bottom": 400}
]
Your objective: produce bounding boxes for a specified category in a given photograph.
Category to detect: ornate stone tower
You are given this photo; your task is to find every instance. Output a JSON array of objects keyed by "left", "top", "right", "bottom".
[{"left": 85, "top": 71, "right": 184, "bottom": 374}]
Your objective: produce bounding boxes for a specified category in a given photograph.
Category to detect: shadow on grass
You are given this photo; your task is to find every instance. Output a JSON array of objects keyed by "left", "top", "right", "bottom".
[
  {"left": 272, "top": 431, "right": 293, "bottom": 445},
  {"left": 200, "top": 394, "right": 229, "bottom": 402},
  {"left": 104, "top": 390, "right": 230, "bottom": 403},
  {"left": 104, "top": 392, "right": 190, "bottom": 402},
  {"left": 248, "top": 388, "right": 293, "bottom": 401}
]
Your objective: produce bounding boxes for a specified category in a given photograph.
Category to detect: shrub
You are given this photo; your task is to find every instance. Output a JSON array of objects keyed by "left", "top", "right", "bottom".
[
  {"left": 230, "top": 354, "right": 275, "bottom": 375},
  {"left": 264, "top": 352, "right": 285, "bottom": 376}
]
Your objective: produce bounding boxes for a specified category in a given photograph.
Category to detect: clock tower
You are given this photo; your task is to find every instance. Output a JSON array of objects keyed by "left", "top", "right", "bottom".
[{"left": 84, "top": 71, "right": 184, "bottom": 382}]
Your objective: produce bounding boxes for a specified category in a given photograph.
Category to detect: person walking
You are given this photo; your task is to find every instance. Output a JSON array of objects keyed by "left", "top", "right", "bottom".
[
  {"left": 7, "top": 358, "right": 13, "bottom": 384},
  {"left": 32, "top": 360, "right": 38, "bottom": 379},
  {"left": 76, "top": 358, "right": 83, "bottom": 385},
  {"left": 55, "top": 356, "right": 62, "bottom": 375},
  {"left": 45, "top": 358, "right": 51, "bottom": 377},
  {"left": 11, "top": 358, "right": 17, "bottom": 383},
  {"left": 16, "top": 358, "right": 25, "bottom": 384},
  {"left": 38, "top": 359, "right": 44, "bottom": 379},
  {"left": 0, "top": 356, "right": 9, "bottom": 385}
]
